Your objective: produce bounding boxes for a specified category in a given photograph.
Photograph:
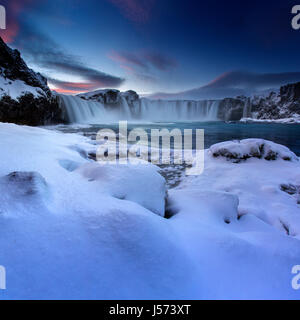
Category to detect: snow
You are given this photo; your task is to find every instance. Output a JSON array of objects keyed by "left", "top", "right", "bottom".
[
  {"left": 167, "top": 139, "right": 300, "bottom": 298},
  {"left": 0, "top": 75, "right": 45, "bottom": 100},
  {"left": 176, "top": 140, "right": 300, "bottom": 237},
  {"left": 209, "top": 139, "right": 298, "bottom": 162},
  {"left": 241, "top": 117, "right": 300, "bottom": 124},
  {"left": 75, "top": 162, "right": 166, "bottom": 216},
  {"left": 0, "top": 124, "right": 300, "bottom": 299}
]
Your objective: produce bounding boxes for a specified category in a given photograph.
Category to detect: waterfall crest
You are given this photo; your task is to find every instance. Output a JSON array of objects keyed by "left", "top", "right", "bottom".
[{"left": 58, "top": 94, "right": 222, "bottom": 124}]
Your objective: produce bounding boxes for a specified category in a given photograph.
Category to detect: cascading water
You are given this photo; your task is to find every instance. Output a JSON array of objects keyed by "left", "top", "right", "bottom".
[
  {"left": 58, "top": 94, "right": 222, "bottom": 123},
  {"left": 243, "top": 98, "right": 252, "bottom": 118},
  {"left": 138, "top": 99, "right": 221, "bottom": 122},
  {"left": 59, "top": 94, "right": 134, "bottom": 124}
]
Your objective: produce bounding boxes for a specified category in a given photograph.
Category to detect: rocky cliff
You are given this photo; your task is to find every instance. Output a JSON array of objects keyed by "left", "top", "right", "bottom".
[
  {"left": 250, "top": 82, "right": 300, "bottom": 121},
  {"left": 0, "top": 37, "right": 61, "bottom": 125},
  {"left": 217, "top": 82, "right": 300, "bottom": 122}
]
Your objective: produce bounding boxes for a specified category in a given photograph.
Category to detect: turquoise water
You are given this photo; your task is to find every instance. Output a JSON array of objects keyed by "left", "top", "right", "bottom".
[{"left": 56, "top": 121, "right": 300, "bottom": 156}]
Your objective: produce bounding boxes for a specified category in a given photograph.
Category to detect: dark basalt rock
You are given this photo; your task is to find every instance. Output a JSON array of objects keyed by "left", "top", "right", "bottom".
[{"left": 0, "top": 93, "right": 62, "bottom": 126}]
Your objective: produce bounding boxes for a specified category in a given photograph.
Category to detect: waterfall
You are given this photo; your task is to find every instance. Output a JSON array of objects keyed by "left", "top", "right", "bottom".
[
  {"left": 58, "top": 94, "right": 222, "bottom": 124},
  {"left": 243, "top": 98, "right": 252, "bottom": 118}
]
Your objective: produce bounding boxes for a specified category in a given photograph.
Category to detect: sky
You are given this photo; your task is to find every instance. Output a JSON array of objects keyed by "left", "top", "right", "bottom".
[{"left": 0, "top": 0, "right": 300, "bottom": 95}]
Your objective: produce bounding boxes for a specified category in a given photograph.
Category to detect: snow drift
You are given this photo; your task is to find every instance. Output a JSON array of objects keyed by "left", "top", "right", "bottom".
[{"left": 0, "top": 124, "right": 299, "bottom": 299}]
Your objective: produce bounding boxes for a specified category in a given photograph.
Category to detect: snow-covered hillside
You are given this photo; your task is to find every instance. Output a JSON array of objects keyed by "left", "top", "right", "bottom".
[
  {"left": 0, "top": 76, "right": 46, "bottom": 100},
  {"left": 0, "top": 123, "right": 299, "bottom": 299},
  {"left": 0, "top": 37, "right": 50, "bottom": 99}
]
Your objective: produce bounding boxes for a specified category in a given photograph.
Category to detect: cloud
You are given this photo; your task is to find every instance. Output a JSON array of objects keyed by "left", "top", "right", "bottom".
[
  {"left": 109, "top": 50, "right": 177, "bottom": 72},
  {"left": 107, "top": 0, "right": 156, "bottom": 23},
  {"left": 11, "top": 23, "right": 124, "bottom": 94},
  {"left": 109, "top": 50, "right": 176, "bottom": 83},
  {"left": 0, "top": 0, "right": 41, "bottom": 43},
  {"left": 109, "top": 51, "right": 148, "bottom": 70},
  {"left": 47, "top": 78, "right": 108, "bottom": 95},
  {"left": 142, "top": 52, "right": 177, "bottom": 71},
  {"left": 0, "top": 1, "right": 124, "bottom": 93}
]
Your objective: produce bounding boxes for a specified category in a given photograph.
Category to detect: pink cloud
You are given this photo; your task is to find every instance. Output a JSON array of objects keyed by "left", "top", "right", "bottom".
[
  {"left": 48, "top": 79, "right": 109, "bottom": 95},
  {"left": 0, "top": 0, "right": 41, "bottom": 43}
]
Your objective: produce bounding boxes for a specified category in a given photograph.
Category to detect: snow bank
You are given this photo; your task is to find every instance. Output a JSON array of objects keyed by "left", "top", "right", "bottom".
[
  {"left": 1, "top": 123, "right": 193, "bottom": 300},
  {"left": 178, "top": 139, "right": 300, "bottom": 236},
  {"left": 75, "top": 162, "right": 166, "bottom": 216},
  {"left": 241, "top": 117, "right": 300, "bottom": 124},
  {"left": 0, "top": 125, "right": 300, "bottom": 299}
]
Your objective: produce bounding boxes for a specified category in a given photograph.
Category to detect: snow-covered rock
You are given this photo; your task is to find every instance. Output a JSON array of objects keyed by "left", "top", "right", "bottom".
[
  {"left": 0, "top": 37, "right": 61, "bottom": 125},
  {"left": 177, "top": 139, "right": 300, "bottom": 238},
  {"left": 0, "top": 37, "right": 50, "bottom": 97},
  {"left": 0, "top": 76, "right": 46, "bottom": 100},
  {"left": 78, "top": 89, "right": 139, "bottom": 107},
  {"left": 209, "top": 139, "right": 298, "bottom": 162},
  {"left": 245, "top": 82, "right": 300, "bottom": 121}
]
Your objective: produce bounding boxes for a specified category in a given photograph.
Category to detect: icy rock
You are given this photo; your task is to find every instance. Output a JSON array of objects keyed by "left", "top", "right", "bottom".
[
  {"left": 75, "top": 162, "right": 166, "bottom": 216},
  {"left": 280, "top": 184, "right": 300, "bottom": 195},
  {"left": 3, "top": 171, "right": 48, "bottom": 196},
  {"left": 209, "top": 139, "right": 298, "bottom": 162}
]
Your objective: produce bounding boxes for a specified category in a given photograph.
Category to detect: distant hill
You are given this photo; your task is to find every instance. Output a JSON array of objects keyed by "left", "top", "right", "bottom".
[{"left": 148, "top": 71, "right": 300, "bottom": 100}]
